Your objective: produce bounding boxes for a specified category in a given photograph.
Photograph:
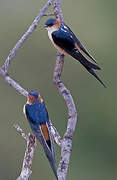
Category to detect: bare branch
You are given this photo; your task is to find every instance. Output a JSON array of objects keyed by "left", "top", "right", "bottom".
[
  {"left": 53, "top": 0, "right": 63, "bottom": 21},
  {"left": 0, "top": 0, "right": 78, "bottom": 180},
  {"left": 49, "top": 120, "right": 62, "bottom": 146},
  {"left": 14, "top": 124, "right": 28, "bottom": 141},
  {"left": 14, "top": 125, "right": 37, "bottom": 180},
  {"left": 0, "top": 68, "right": 28, "bottom": 97},
  {"left": 53, "top": 1, "right": 78, "bottom": 179},
  {"left": 53, "top": 54, "right": 77, "bottom": 180},
  {"left": 0, "top": 1, "right": 62, "bottom": 180},
  {"left": 0, "top": 0, "right": 55, "bottom": 96},
  {"left": 2, "top": 0, "right": 55, "bottom": 74}
]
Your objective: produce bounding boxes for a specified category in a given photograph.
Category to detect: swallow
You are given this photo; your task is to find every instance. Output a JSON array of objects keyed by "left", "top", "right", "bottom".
[
  {"left": 45, "top": 18, "right": 106, "bottom": 87},
  {"left": 23, "top": 91, "right": 58, "bottom": 180}
]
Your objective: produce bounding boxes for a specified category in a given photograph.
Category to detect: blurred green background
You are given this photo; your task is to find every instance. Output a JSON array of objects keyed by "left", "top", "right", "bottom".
[{"left": 0, "top": 0, "right": 116, "bottom": 179}]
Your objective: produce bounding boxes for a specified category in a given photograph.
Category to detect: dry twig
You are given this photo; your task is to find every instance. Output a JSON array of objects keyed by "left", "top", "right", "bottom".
[{"left": 14, "top": 125, "right": 37, "bottom": 180}]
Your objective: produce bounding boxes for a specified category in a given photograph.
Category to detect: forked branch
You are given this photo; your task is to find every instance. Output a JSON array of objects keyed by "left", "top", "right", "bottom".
[{"left": 0, "top": 0, "right": 78, "bottom": 180}]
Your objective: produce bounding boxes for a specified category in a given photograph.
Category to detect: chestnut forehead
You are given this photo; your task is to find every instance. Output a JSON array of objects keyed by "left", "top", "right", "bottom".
[
  {"left": 28, "top": 94, "right": 43, "bottom": 102},
  {"left": 28, "top": 94, "right": 36, "bottom": 100},
  {"left": 28, "top": 91, "right": 39, "bottom": 98},
  {"left": 45, "top": 18, "right": 61, "bottom": 27},
  {"left": 28, "top": 94, "right": 34, "bottom": 98}
]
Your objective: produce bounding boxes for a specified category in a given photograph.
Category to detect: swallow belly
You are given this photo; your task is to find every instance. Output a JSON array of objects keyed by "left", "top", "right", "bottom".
[{"left": 54, "top": 44, "right": 69, "bottom": 56}]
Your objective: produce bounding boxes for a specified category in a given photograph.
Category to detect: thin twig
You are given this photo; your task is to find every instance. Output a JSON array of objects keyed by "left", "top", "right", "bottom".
[
  {"left": 14, "top": 124, "right": 28, "bottom": 140},
  {"left": 49, "top": 120, "right": 62, "bottom": 146},
  {"left": 14, "top": 125, "right": 37, "bottom": 180}
]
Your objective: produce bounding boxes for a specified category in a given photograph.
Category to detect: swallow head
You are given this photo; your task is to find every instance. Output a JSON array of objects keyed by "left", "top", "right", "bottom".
[
  {"left": 27, "top": 91, "right": 43, "bottom": 104},
  {"left": 44, "top": 18, "right": 61, "bottom": 32}
]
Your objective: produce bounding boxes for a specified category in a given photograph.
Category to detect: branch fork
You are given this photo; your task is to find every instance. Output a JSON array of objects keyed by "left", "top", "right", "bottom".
[{"left": 0, "top": 0, "right": 78, "bottom": 180}]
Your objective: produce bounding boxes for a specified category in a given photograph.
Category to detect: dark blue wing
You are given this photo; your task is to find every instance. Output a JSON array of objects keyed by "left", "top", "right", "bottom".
[
  {"left": 30, "top": 121, "right": 58, "bottom": 179},
  {"left": 25, "top": 102, "right": 49, "bottom": 125},
  {"left": 52, "top": 29, "right": 106, "bottom": 87},
  {"left": 24, "top": 103, "right": 58, "bottom": 179},
  {"left": 52, "top": 28, "right": 75, "bottom": 52},
  {"left": 62, "top": 23, "right": 97, "bottom": 63},
  {"left": 52, "top": 29, "right": 99, "bottom": 70}
]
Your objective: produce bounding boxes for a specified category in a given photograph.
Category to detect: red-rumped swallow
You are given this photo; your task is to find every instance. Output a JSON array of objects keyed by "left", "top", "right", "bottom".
[
  {"left": 23, "top": 91, "right": 58, "bottom": 180},
  {"left": 45, "top": 18, "right": 106, "bottom": 87}
]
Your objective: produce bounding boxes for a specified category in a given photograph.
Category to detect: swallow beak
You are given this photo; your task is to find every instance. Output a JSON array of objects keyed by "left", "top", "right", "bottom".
[{"left": 44, "top": 24, "right": 48, "bottom": 29}]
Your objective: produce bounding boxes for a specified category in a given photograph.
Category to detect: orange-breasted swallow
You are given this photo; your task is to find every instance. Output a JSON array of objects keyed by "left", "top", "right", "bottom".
[
  {"left": 45, "top": 18, "right": 106, "bottom": 87},
  {"left": 23, "top": 91, "right": 58, "bottom": 180}
]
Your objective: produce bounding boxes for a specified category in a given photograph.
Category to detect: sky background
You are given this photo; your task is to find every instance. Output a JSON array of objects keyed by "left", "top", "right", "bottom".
[{"left": 0, "top": 0, "right": 117, "bottom": 179}]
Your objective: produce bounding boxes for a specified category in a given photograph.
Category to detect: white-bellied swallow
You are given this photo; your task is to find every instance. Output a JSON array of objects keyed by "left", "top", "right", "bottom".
[{"left": 45, "top": 18, "right": 106, "bottom": 87}]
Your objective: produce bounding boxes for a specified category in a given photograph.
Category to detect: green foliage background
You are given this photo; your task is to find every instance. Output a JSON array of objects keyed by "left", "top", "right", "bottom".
[{"left": 0, "top": 0, "right": 116, "bottom": 179}]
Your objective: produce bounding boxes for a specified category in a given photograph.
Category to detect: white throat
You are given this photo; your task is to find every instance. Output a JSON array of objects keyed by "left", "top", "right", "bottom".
[{"left": 46, "top": 26, "right": 58, "bottom": 44}]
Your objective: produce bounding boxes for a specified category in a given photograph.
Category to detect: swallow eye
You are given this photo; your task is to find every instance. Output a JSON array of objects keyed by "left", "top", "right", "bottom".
[
  {"left": 44, "top": 24, "right": 48, "bottom": 28},
  {"left": 48, "top": 24, "right": 53, "bottom": 27},
  {"left": 45, "top": 23, "right": 54, "bottom": 28}
]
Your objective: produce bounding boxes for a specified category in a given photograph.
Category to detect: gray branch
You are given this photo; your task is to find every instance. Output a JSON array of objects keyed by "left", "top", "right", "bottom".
[
  {"left": 2, "top": 0, "right": 54, "bottom": 74},
  {"left": 0, "top": 0, "right": 78, "bottom": 180},
  {"left": 0, "top": 0, "right": 55, "bottom": 97},
  {"left": 0, "top": 68, "right": 28, "bottom": 97},
  {"left": 49, "top": 120, "right": 62, "bottom": 146},
  {"left": 53, "top": 53, "right": 78, "bottom": 180},
  {"left": 54, "top": 0, "right": 63, "bottom": 21},
  {"left": 14, "top": 125, "right": 37, "bottom": 180},
  {"left": 53, "top": 1, "right": 78, "bottom": 179}
]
